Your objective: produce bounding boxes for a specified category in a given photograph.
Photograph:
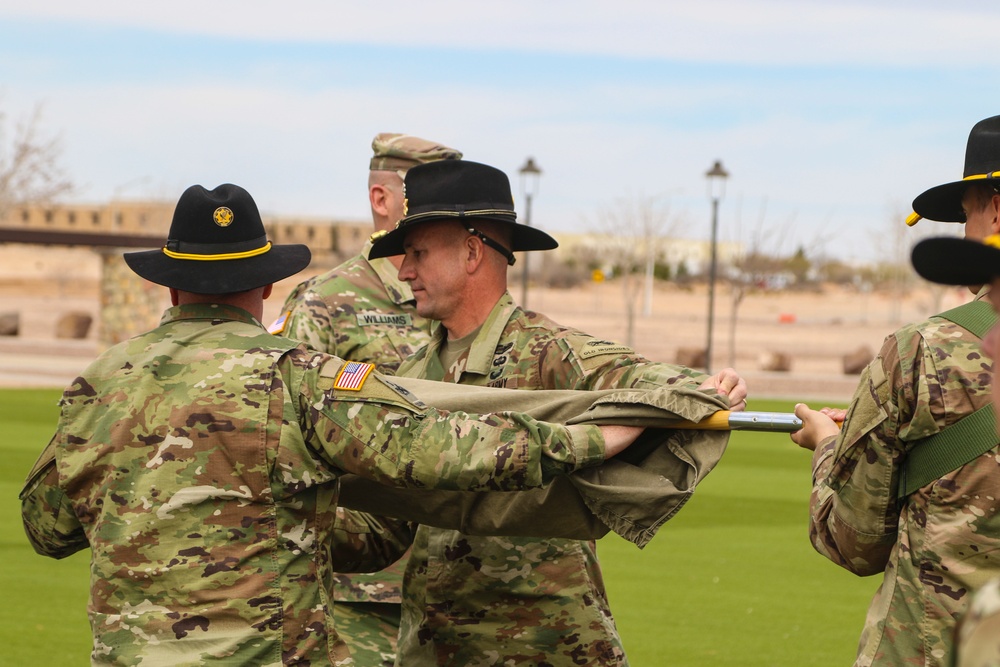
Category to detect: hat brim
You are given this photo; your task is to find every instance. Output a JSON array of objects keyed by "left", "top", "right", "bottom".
[
  {"left": 368, "top": 216, "right": 558, "bottom": 260},
  {"left": 124, "top": 244, "right": 312, "bottom": 294},
  {"left": 911, "top": 181, "right": 970, "bottom": 223},
  {"left": 911, "top": 236, "right": 1000, "bottom": 286}
]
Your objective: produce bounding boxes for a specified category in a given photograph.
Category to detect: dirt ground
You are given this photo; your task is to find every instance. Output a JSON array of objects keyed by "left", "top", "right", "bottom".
[{"left": 0, "top": 245, "right": 974, "bottom": 402}]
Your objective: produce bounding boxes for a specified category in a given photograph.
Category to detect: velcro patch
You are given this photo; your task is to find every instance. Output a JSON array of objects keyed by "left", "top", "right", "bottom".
[
  {"left": 579, "top": 340, "right": 634, "bottom": 359},
  {"left": 333, "top": 361, "right": 375, "bottom": 391},
  {"left": 356, "top": 312, "right": 413, "bottom": 327},
  {"left": 267, "top": 310, "right": 291, "bottom": 335}
]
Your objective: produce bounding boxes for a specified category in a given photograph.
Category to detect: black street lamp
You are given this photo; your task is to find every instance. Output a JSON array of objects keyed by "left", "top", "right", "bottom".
[
  {"left": 704, "top": 159, "right": 729, "bottom": 373},
  {"left": 518, "top": 157, "right": 542, "bottom": 308}
]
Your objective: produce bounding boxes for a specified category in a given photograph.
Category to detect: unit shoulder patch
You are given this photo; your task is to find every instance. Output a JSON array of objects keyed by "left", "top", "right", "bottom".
[{"left": 267, "top": 310, "right": 290, "bottom": 335}]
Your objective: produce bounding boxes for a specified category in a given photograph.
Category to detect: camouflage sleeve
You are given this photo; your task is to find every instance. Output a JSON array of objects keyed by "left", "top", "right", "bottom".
[
  {"left": 282, "top": 288, "right": 336, "bottom": 353},
  {"left": 328, "top": 506, "right": 416, "bottom": 573},
  {"left": 539, "top": 333, "right": 710, "bottom": 392},
  {"left": 19, "top": 436, "right": 88, "bottom": 559},
  {"left": 807, "top": 344, "right": 900, "bottom": 576},
  {"left": 299, "top": 359, "right": 606, "bottom": 491}
]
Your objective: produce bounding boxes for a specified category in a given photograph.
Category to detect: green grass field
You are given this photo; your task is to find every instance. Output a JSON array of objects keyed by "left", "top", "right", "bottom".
[{"left": 4, "top": 392, "right": 874, "bottom": 665}]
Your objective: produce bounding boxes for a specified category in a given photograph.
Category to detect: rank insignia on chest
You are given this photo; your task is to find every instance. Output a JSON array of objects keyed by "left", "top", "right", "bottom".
[{"left": 333, "top": 361, "right": 375, "bottom": 391}]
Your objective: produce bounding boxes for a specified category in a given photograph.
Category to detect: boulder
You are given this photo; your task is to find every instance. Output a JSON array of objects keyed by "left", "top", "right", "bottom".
[
  {"left": 55, "top": 312, "right": 93, "bottom": 339},
  {"left": 0, "top": 311, "right": 18, "bottom": 336},
  {"left": 675, "top": 347, "right": 707, "bottom": 369},
  {"left": 842, "top": 345, "right": 875, "bottom": 375},
  {"left": 758, "top": 350, "right": 792, "bottom": 372}
]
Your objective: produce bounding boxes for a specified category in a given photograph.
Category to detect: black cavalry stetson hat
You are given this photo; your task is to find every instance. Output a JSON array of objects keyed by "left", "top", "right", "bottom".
[
  {"left": 908, "top": 115, "right": 1000, "bottom": 226},
  {"left": 367, "top": 160, "right": 558, "bottom": 262},
  {"left": 911, "top": 234, "right": 1000, "bottom": 287},
  {"left": 124, "top": 183, "right": 311, "bottom": 294}
]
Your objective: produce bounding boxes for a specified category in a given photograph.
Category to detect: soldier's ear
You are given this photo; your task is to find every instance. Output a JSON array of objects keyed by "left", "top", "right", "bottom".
[
  {"left": 464, "top": 234, "right": 485, "bottom": 271},
  {"left": 370, "top": 184, "right": 390, "bottom": 217},
  {"left": 990, "top": 193, "right": 1000, "bottom": 234}
]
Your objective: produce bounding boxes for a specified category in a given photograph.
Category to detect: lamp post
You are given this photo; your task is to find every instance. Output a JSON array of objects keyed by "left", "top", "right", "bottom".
[
  {"left": 518, "top": 157, "right": 542, "bottom": 309},
  {"left": 704, "top": 159, "right": 729, "bottom": 373}
]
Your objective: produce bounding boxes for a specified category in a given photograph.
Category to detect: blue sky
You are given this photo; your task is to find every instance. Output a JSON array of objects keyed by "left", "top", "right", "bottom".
[{"left": 2, "top": 1, "right": 999, "bottom": 263}]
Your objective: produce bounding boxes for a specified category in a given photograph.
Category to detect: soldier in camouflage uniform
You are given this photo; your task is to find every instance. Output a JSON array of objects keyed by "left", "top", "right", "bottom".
[
  {"left": 791, "top": 116, "right": 1000, "bottom": 667},
  {"left": 368, "top": 159, "right": 749, "bottom": 665},
  {"left": 271, "top": 133, "right": 462, "bottom": 666},
  {"left": 19, "top": 183, "right": 650, "bottom": 666},
  {"left": 272, "top": 132, "right": 461, "bottom": 365},
  {"left": 909, "top": 233, "right": 1000, "bottom": 667}
]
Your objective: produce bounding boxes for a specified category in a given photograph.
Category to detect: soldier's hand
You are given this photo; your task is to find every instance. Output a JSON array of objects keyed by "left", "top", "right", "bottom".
[
  {"left": 698, "top": 367, "right": 748, "bottom": 412},
  {"left": 598, "top": 425, "right": 645, "bottom": 459},
  {"left": 819, "top": 407, "right": 847, "bottom": 422},
  {"left": 789, "top": 403, "right": 840, "bottom": 451}
]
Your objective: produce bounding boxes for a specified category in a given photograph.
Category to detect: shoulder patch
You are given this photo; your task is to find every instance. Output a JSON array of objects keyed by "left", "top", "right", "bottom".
[
  {"left": 578, "top": 339, "right": 634, "bottom": 360},
  {"left": 333, "top": 361, "right": 375, "bottom": 391},
  {"left": 267, "top": 310, "right": 291, "bottom": 335}
]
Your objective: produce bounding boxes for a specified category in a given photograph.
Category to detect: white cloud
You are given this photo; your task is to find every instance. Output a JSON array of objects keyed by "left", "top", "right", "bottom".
[
  {"left": 0, "top": 0, "right": 993, "bottom": 264},
  {"left": 2, "top": 0, "right": 998, "bottom": 66}
]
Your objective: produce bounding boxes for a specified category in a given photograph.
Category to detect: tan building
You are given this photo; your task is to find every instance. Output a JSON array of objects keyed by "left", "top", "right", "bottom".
[
  {"left": 0, "top": 200, "right": 369, "bottom": 346},
  {"left": 551, "top": 231, "right": 743, "bottom": 277}
]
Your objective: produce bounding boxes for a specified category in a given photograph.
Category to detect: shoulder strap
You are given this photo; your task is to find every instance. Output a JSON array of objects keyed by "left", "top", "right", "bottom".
[
  {"left": 935, "top": 299, "right": 997, "bottom": 338},
  {"left": 899, "top": 404, "right": 998, "bottom": 497},
  {"left": 898, "top": 300, "right": 999, "bottom": 499}
]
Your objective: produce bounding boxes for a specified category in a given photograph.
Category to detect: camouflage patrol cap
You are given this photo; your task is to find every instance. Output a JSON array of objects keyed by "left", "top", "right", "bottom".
[{"left": 369, "top": 133, "right": 463, "bottom": 173}]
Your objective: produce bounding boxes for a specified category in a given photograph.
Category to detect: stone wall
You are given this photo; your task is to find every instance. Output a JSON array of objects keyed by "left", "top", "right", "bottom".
[{"left": 98, "top": 250, "right": 166, "bottom": 346}]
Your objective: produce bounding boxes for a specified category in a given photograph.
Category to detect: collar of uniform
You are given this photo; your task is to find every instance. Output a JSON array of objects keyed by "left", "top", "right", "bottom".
[
  {"left": 159, "top": 303, "right": 264, "bottom": 328},
  {"left": 975, "top": 283, "right": 992, "bottom": 302},
  {"left": 363, "top": 238, "right": 417, "bottom": 306},
  {"left": 457, "top": 292, "right": 519, "bottom": 377}
]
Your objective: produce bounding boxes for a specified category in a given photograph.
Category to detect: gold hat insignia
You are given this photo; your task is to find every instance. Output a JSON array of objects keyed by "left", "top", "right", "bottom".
[
  {"left": 402, "top": 198, "right": 408, "bottom": 217},
  {"left": 213, "top": 207, "right": 234, "bottom": 227}
]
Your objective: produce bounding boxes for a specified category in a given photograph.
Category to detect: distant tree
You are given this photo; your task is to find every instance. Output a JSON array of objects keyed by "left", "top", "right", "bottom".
[
  {"left": 785, "top": 246, "right": 811, "bottom": 285},
  {"left": 871, "top": 203, "right": 951, "bottom": 324},
  {"left": 0, "top": 104, "right": 73, "bottom": 219},
  {"left": 587, "top": 193, "right": 680, "bottom": 347},
  {"left": 675, "top": 260, "right": 690, "bottom": 281},
  {"left": 653, "top": 261, "right": 671, "bottom": 281},
  {"left": 814, "top": 258, "right": 857, "bottom": 285}
]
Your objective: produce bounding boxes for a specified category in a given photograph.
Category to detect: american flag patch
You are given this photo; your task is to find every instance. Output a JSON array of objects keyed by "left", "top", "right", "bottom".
[
  {"left": 333, "top": 361, "right": 374, "bottom": 391},
  {"left": 267, "top": 310, "right": 291, "bottom": 335}
]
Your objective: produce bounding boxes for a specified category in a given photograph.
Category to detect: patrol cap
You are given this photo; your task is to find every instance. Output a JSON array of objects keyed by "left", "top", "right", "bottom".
[
  {"left": 369, "top": 133, "right": 463, "bottom": 174},
  {"left": 124, "top": 184, "right": 311, "bottom": 295},
  {"left": 911, "top": 234, "right": 1000, "bottom": 287},
  {"left": 907, "top": 116, "right": 1000, "bottom": 226},
  {"left": 367, "top": 160, "right": 558, "bottom": 264}
]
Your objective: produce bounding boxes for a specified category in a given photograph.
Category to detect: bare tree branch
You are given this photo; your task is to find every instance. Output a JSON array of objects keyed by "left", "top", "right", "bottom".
[
  {"left": 586, "top": 192, "right": 680, "bottom": 346},
  {"left": 0, "top": 103, "right": 73, "bottom": 219}
]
